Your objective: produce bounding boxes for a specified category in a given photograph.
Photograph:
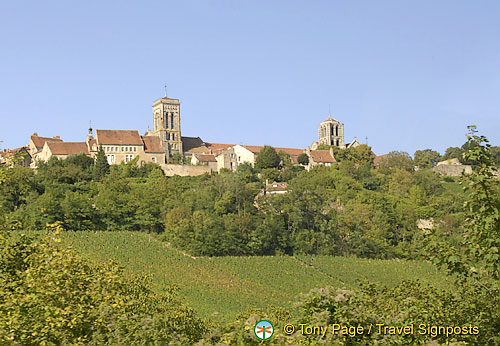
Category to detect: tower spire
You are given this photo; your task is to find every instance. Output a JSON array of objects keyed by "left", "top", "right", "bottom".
[{"left": 164, "top": 83, "right": 168, "bottom": 97}]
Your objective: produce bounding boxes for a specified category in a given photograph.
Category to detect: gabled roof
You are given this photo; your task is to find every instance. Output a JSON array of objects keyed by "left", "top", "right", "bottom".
[
  {"left": 47, "top": 142, "right": 89, "bottom": 155},
  {"left": 205, "top": 142, "right": 235, "bottom": 153},
  {"left": 0, "top": 146, "right": 30, "bottom": 159},
  {"left": 96, "top": 130, "right": 143, "bottom": 145},
  {"left": 309, "top": 150, "right": 336, "bottom": 163},
  {"left": 238, "top": 145, "right": 305, "bottom": 163},
  {"left": 346, "top": 139, "right": 361, "bottom": 148},
  {"left": 142, "top": 136, "right": 164, "bottom": 153},
  {"left": 181, "top": 136, "right": 205, "bottom": 152},
  {"left": 31, "top": 135, "right": 63, "bottom": 148},
  {"left": 195, "top": 154, "right": 217, "bottom": 162}
]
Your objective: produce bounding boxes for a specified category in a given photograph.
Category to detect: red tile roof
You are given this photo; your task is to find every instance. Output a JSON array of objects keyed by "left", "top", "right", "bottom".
[
  {"left": 96, "top": 130, "right": 143, "bottom": 145},
  {"left": 31, "top": 135, "right": 63, "bottom": 148},
  {"left": 195, "top": 154, "right": 217, "bottom": 163},
  {"left": 239, "top": 145, "right": 305, "bottom": 164},
  {"left": 309, "top": 150, "right": 336, "bottom": 163},
  {"left": 205, "top": 142, "right": 235, "bottom": 154},
  {"left": 142, "top": 136, "right": 164, "bottom": 153},
  {"left": 266, "top": 181, "right": 288, "bottom": 192},
  {"left": 47, "top": 142, "right": 89, "bottom": 155},
  {"left": 0, "top": 146, "right": 30, "bottom": 159}
]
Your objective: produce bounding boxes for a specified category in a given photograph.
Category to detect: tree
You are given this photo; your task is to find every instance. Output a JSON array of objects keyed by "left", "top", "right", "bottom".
[
  {"left": 93, "top": 145, "right": 109, "bottom": 182},
  {"left": 0, "top": 224, "right": 206, "bottom": 344},
  {"left": 378, "top": 151, "right": 414, "bottom": 172},
  {"left": 0, "top": 141, "right": 6, "bottom": 185},
  {"left": 442, "top": 146, "right": 463, "bottom": 162},
  {"left": 490, "top": 146, "right": 500, "bottom": 167},
  {"left": 348, "top": 144, "right": 374, "bottom": 165},
  {"left": 255, "top": 145, "right": 280, "bottom": 170},
  {"left": 414, "top": 149, "right": 441, "bottom": 168},
  {"left": 297, "top": 153, "right": 309, "bottom": 165},
  {"left": 427, "top": 126, "right": 500, "bottom": 344},
  {"left": 169, "top": 153, "right": 185, "bottom": 164}
]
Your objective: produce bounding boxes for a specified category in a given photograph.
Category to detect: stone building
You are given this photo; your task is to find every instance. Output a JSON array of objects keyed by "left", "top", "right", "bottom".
[
  {"left": 24, "top": 92, "right": 354, "bottom": 175},
  {"left": 305, "top": 148, "right": 337, "bottom": 170},
  {"left": 37, "top": 142, "right": 89, "bottom": 161},
  {"left": 87, "top": 129, "right": 165, "bottom": 165},
  {"left": 29, "top": 134, "right": 63, "bottom": 157},
  {"left": 318, "top": 116, "right": 344, "bottom": 147},
  {"left": 152, "top": 95, "right": 183, "bottom": 157},
  {"left": 0, "top": 146, "right": 31, "bottom": 167}
]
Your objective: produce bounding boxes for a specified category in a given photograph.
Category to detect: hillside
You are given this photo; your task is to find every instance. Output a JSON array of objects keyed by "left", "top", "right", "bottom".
[{"left": 50, "top": 231, "right": 451, "bottom": 322}]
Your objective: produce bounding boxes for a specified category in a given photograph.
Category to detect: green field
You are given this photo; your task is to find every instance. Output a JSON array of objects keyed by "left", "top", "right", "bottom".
[{"left": 35, "top": 231, "right": 451, "bottom": 322}]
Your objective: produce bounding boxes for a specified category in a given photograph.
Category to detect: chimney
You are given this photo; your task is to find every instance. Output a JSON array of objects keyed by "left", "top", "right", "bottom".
[{"left": 53, "top": 136, "right": 60, "bottom": 139}]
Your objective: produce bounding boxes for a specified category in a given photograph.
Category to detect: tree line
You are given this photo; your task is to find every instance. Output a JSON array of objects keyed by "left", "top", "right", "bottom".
[
  {"left": 1, "top": 140, "right": 488, "bottom": 258},
  {"left": 1, "top": 127, "right": 499, "bottom": 344}
]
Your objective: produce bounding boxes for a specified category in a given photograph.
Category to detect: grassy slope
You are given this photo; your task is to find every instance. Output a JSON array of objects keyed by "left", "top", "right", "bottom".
[{"left": 56, "top": 231, "right": 451, "bottom": 322}]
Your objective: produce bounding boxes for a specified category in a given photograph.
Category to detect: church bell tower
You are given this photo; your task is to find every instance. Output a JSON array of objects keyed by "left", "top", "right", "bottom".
[
  {"left": 152, "top": 94, "right": 183, "bottom": 157},
  {"left": 318, "top": 116, "right": 345, "bottom": 148}
]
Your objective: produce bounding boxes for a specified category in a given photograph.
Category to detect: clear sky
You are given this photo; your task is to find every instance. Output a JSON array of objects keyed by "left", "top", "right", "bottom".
[{"left": 1, "top": 1, "right": 499, "bottom": 155}]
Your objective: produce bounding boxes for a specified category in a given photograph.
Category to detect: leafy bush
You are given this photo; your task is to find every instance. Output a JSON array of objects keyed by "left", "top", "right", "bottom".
[{"left": 0, "top": 223, "right": 206, "bottom": 345}]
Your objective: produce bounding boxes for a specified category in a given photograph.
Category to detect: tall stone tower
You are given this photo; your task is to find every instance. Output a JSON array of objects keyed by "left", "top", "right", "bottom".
[
  {"left": 152, "top": 95, "right": 183, "bottom": 156},
  {"left": 318, "top": 117, "right": 344, "bottom": 147}
]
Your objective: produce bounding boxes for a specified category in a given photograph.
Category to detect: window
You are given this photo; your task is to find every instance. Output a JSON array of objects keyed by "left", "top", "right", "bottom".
[
  {"left": 133, "top": 147, "right": 136, "bottom": 152},
  {"left": 125, "top": 147, "right": 128, "bottom": 152},
  {"left": 152, "top": 157, "right": 157, "bottom": 163},
  {"left": 125, "top": 154, "right": 134, "bottom": 163},
  {"left": 230, "top": 153, "right": 234, "bottom": 159},
  {"left": 107, "top": 155, "right": 115, "bottom": 165}
]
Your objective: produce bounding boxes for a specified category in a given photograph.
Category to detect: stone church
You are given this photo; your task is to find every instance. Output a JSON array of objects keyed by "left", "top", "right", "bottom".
[{"left": 22, "top": 93, "right": 360, "bottom": 175}]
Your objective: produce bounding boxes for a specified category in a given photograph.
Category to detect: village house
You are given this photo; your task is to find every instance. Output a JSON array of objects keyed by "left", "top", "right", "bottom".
[
  {"left": 306, "top": 148, "right": 337, "bottom": 169},
  {"left": 0, "top": 146, "right": 31, "bottom": 167},
  {"left": 6, "top": 93, "right": 363, "bottom": 176}
]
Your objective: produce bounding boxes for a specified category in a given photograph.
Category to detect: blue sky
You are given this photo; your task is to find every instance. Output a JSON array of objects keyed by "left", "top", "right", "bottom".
[{"left": 1, "top": 1, "right": 499, "bottom": 155}]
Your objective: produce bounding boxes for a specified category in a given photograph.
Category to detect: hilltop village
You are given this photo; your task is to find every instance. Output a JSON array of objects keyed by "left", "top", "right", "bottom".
[{"left": 1, "top": 94, "right": 362, "bottom": 176}]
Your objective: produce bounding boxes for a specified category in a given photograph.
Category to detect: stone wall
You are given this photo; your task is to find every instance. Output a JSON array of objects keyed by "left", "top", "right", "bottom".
[
  {"left": 432, "top": 164, "right": 472, "bottom": 177},
  {"left": 159, "top": 164, "right": 212, "bottom": 177}
]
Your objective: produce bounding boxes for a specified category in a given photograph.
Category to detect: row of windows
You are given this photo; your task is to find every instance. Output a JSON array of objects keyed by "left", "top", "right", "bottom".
[
  {"left": 320, "top": 125, "right": 341, "bottom": 138},
  {"left": 104, "top": 146, "right": 138, "bottom": 152},
  {"left": 107, "top": 154, "right": 158, "bottom": 164}
]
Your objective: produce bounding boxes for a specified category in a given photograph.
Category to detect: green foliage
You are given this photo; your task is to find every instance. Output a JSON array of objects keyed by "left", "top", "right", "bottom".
[
  {"left": 414, "top": 149, "right": 441, "bottom": 168},
  {"left": 34, "top": 231, "right": 450, "bottom": 323},
  {"left": 169, "top": 152, "right": 185, "bottom": 164},
  {"left": 378, "top": 151, "right": 414, "bottom": 172},
  {"left": 426, "top": 126, "right": 500, "bottom": 345},
  {"left": 0, "top": 135, "right": 471, "bottom": 259},
  {"left": 0, "top": 225, "right": 205, "bottom": 345},
  {"left": 92, "top": 145, "right": 109, "bottom": 182},
  {"left": 442, "top": 146, "right": 463, "bottom": 163},
  {"left": 255, "top": 145, "right": 281, "bottom": 169},
  {"left": 297, "top": 152, "right": 309, "bottom": 165}
]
